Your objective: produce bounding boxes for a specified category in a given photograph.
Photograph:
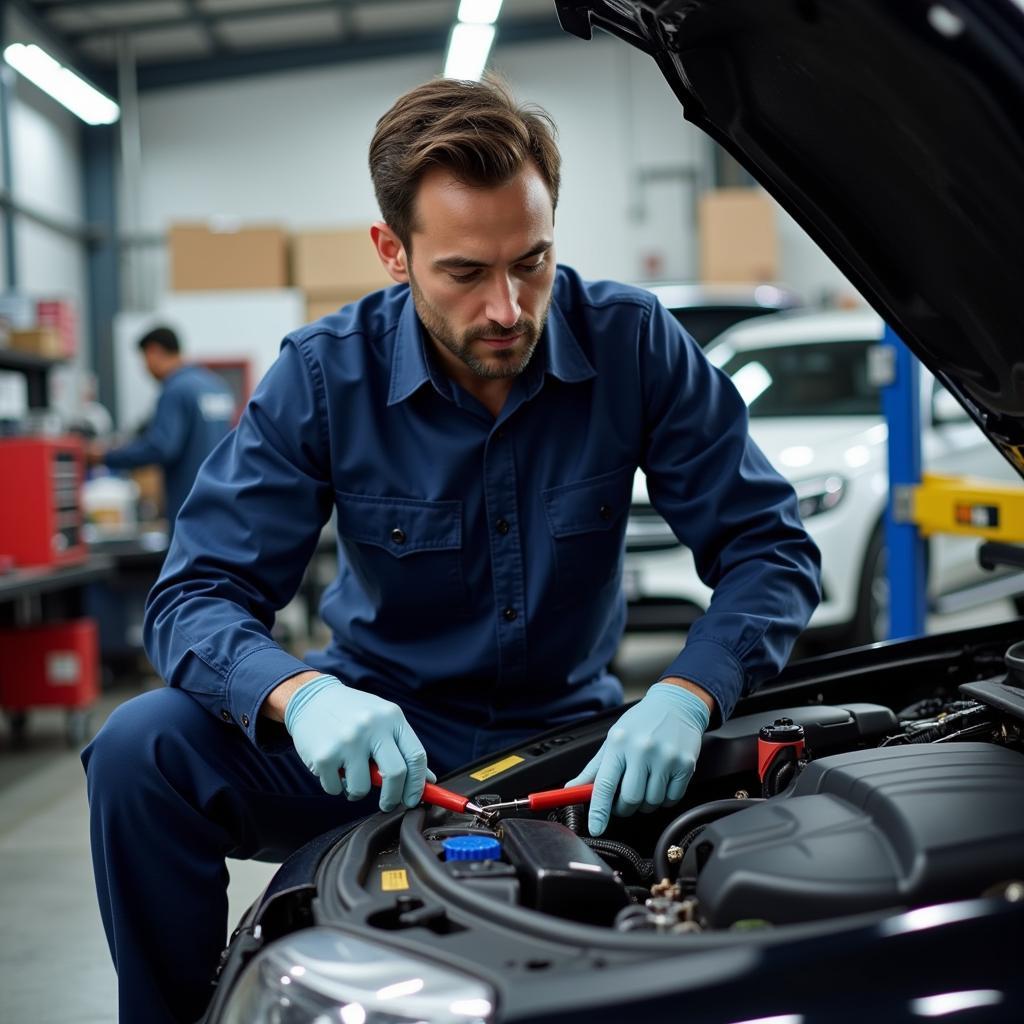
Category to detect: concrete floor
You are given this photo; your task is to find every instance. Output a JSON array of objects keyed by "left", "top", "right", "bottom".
[{"left": 1, "top": 600, "right": 1019, "bottom": 1022}]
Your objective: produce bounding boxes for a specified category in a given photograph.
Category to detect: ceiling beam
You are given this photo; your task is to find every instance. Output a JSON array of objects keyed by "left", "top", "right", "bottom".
[
  {"left": 182, "top": 0, "right": 227, "bottom": 55},
  {"left": 37, "top": 0, "right": 422, "bottom": 14},
  {"left": 60, "top": 0, "right": 367, "bottom": 43},
  {"left": 119, "top": 14, "right": 564, "bottom": 92}
]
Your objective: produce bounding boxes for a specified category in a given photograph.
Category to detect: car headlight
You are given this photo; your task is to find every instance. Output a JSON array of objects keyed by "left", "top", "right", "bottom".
[
  {"left": 793, "top": 475, "right": 847, "bottom": 519},
  {"left": 221, "top": 927, "right": 495, "bottom": 1024}
]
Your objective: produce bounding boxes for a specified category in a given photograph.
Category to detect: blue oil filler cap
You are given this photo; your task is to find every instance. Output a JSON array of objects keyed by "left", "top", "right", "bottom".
[{"left": 442, "top": 835, "right": 502, "bottom": 862}]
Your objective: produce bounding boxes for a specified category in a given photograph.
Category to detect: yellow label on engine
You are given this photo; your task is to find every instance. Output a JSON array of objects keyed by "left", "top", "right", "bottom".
[
  {"left": 381, "top": 869, "right": 409, "bottom": 892},
  {"left": 469, "top": 755, "right": 524, "bottom": 781}
]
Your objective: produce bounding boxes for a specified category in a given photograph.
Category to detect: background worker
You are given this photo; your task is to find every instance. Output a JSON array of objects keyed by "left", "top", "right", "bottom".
[
  {"left": 89, "top": 326, "right": 235, "bottom": 529},
  {"left": 82, "top": 77, "right": 821, "bottom": 1024}
]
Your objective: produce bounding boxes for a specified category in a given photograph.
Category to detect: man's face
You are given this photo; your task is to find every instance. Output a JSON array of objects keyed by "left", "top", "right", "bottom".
[
  {"left": 404, "top": 163, "right": 556, "bottom": 382},
  {"left": 141, "top": 345, "right": 163, "bottom": 381}
]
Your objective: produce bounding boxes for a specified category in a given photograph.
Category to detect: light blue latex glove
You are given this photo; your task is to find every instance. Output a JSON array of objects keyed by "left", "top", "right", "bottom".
[
  {"left": 285, "top": 674, "right": 435, "bottom": 811},
  {"left": 566, "top": 682, "right": 711, "bottom": 836}
]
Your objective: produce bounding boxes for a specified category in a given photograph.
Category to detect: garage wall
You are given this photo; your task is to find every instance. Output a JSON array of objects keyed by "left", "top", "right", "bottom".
[
  {"left": 132, "top": 34, "right": 705, "bottom": 291},
  {"left": 3, "top": 9, "right": 88, "bottom": 315}
]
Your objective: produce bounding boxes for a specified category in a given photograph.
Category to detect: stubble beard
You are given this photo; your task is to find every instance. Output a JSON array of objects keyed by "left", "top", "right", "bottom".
[{"left": 409, "top": 274, "right": 549, "bottom": 381}]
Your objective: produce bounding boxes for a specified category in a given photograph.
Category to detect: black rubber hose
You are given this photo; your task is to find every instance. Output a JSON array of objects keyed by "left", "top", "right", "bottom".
[
  {"left": 654, "top": 798, "right": 764, "bottom": 882},
  {"left": 763, "top": 755, "right": 796, "bottom": 797},
  {"left": 559, "top": 803, "right": 585, "bottom": 835},
  {"left": 583, "top": 838, "right": 656, "bottom": 883}
]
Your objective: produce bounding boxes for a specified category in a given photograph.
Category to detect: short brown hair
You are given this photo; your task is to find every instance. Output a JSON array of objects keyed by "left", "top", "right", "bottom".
[{"left": 369, "top": 76, "right": 561, "bottom": 249}]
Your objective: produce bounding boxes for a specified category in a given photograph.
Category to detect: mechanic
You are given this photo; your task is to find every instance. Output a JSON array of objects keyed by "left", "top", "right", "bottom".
[
  {"left": 87, "top": 325, "right": 235, "bottom": 530},
  {"left": 82, "top": 77, "right": 821, "bottom": 1024}
]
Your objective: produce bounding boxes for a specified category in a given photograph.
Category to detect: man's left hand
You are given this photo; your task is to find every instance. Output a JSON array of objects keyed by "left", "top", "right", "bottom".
[
  {"left": 85, "top": 441, "right": 106, "bottom": 467},
  {"left": 565, "top": 679, "right": 712, "bottom": 836}
]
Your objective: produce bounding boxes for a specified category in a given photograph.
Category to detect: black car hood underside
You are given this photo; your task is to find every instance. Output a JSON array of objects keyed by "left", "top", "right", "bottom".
[{"left": 556, "top": 0, "right": 1024, "bottom": 473}]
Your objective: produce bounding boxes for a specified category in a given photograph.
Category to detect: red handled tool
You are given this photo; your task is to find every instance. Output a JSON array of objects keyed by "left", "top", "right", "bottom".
[
  {"left": 352, "top": 762, "right": 491, "bottom": 818},
  {"left": 482, "top": 783, "right": 595, "bottom": 817}
]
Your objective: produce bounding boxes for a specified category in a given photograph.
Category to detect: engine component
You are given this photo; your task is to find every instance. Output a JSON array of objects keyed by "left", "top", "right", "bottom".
[
  {"left": 615, "top": 894, "right": 702, "bottom": 934},
  {"left": 881, "top": 702, "right": 993, "bottom": 745},
  {"left": 961, "top": 675, "right": 1024, "bottom": 725},
  {"left": 498, "top": 817, "right": 630, "bottom": 925},
  {"left": 441, "top": 835, "right": 502, "bottom": 862},
  {"left": 757, "top": 717, "right": 807, "bottom": 797},
  {"left": 654, "top": 797, "right": 764, "bottom": 882},
  {"left": 547, "top": 804, "right": 656, "bottom": 883},
  {"left": 698, "top": 703, "right": 897, "bottom": 778},
  {"left": 685, "top": 743, "right": 1024, "bottom": 928}
]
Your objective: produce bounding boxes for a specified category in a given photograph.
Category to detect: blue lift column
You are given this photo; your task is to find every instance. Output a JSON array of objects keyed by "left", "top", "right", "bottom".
[{"left": 880, "top": 324, "right": 927, "bottom": 639}]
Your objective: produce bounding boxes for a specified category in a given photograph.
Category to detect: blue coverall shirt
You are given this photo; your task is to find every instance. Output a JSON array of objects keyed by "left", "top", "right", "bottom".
[
  {"left": 144, "top": 266, "right": 821, "bottom": 756},
  {"left": 105, "top": 364, "right": 234, "bottom": 525}
]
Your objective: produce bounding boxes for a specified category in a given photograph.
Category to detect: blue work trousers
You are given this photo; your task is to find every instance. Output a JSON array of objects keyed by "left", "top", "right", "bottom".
[{"left": 81, "top": 687, "right": 536, "bottom": 1024}]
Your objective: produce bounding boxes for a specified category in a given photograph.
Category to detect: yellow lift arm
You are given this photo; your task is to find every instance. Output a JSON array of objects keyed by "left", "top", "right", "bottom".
[{"left": 894, "top": 473, "right": 1024, "bottom": 542}]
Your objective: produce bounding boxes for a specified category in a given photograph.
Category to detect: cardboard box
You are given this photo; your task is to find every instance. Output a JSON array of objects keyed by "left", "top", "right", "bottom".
[
  {"left": 10, "top": 326, "right": 63, "bottom": 358},
  {"left": 699, "top": 189, "right": 779, "bottom": 283},
  {"left": 292, "top": 228, "right": 392, "bottom": 298},
  {"left": 169, "top": 223, "right": 289, "bottom": 291}
]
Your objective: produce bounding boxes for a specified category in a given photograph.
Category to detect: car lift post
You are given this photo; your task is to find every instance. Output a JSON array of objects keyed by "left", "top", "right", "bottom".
[{"left": 880, "top": 324, "right": 927, "bottom": 639}]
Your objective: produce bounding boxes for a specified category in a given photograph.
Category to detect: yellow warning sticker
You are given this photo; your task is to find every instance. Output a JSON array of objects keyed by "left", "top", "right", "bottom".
[
  {"left": 381, "top": 869, "right": 409, "bottom": 892},
  {"left": 469, "top": 754, "right": 525, "bottom": 782}
]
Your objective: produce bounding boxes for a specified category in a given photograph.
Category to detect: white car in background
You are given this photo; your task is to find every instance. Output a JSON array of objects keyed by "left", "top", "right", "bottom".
[
  {"left": 638, "top": 282, "right": 802, "bottom": 347},
  {"left": 625, "top": 308, "right": 1023, "bottom": 646}
]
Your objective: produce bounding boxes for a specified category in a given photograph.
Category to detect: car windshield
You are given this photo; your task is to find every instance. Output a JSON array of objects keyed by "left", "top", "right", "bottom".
[
  {"left": 668, "top": 306, "right": 783, "bottom": 347},
  {"left": 710, "top": 338, "right": 881, "bottom": 417}
]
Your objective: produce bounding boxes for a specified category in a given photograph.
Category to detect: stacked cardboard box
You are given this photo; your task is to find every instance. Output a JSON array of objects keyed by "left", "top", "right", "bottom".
[
  {"left": 292, "top": 227, "right": 393, "bottom": 322},
  {"left": 10, "top": 327, "right": 63, "bottom": 358},
  {"left": 169, "top": 223, "right": 290, "bottom": 291},
  {"left": 0, "top": 294, "right": 77, "bottom": 357},
  {"left": 699, "top": 188, "right": 779, "bottom": 283},
  {"left": 166, "top": 221, "right": 393, "bottom": 322}
]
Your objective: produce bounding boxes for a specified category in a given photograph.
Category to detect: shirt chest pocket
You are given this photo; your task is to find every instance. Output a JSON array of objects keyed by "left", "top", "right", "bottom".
[
  {"left": 334, "top": 491, "right": 469, "bottom": 615},
  {"left": 542, "top": 466, "right": 634, "bottom": 607}
]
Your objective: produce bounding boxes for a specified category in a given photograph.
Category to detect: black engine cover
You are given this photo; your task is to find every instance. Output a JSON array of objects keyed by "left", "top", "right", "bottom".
[{"left": 688, "top": 743, "right": 1024, "bottom": 927}]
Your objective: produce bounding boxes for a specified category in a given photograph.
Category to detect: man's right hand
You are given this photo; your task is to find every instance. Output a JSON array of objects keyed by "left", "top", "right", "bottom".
[{"left": 283, "top": 674, "right": 432, "bottom": 811}]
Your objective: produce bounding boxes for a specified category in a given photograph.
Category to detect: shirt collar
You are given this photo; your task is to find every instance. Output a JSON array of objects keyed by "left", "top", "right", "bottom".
[
  {"left": 387, "top": 285, "right": 596, "bottom": 408},
  {"left": 541, "top": 299, "right": 596, "bottom": 384},
  {"left": 388, "top": 291, "right": 441, "bottom": 407}
]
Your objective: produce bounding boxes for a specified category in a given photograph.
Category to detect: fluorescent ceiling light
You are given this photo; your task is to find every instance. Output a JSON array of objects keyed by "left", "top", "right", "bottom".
[
  {"left": 458, "top": 0, "right": 503, "bottom": 24},
  {"left": 443, "top": 23, "right": 496, "bottom": 81},
  {"left": 3, "top": 43, "right": 120, "bottom": 126}
]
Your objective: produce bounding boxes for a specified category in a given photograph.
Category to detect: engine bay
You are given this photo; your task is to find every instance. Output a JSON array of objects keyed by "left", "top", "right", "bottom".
[
  {"left": 390, "top": 637, "right": 1024, "bottom": 938},
  {"left": 202, "top": 626, "right": 1024, "bottom": 1024}
]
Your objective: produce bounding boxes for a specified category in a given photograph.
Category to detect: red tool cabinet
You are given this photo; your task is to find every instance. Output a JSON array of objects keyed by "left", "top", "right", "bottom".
[
  {"left": 0, "top": 619, "right": 99, "bottom": 746},
  {"left": 0, "top": 436, "right": 87, "bottom": 568}
]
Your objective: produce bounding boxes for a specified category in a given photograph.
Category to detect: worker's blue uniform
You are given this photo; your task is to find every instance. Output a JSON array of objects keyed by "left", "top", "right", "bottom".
[
  {"left": 83, "top": 266, "right": 821, "bottom": 1023},
  {"left": 104, "top": 363, "right": 235, "bottom": 527}
]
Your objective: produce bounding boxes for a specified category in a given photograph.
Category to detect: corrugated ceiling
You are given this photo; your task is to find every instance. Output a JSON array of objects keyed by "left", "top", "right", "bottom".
[{"left": 18, "top": 0, "right": 563, "bottom": 89}]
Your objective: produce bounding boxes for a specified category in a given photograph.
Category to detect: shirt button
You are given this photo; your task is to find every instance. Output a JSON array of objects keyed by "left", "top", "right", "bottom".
[
  {"left": 496, "top": 518, "right": 510, "bottom": 535},
  {"left": 599, "top": 504, "right": 612, "bottom": 521},
  {"left": 241, "top": 714, "right": 250, "bottom": 728},
  {"left": 502, "top": 607, "right": 518, "bottom": 622},
  {"left": 390, "top": 527, "right": 406, "bottom": 544},
  {"left": 220, "top": 709, "right": 231, "bottom": 722}
]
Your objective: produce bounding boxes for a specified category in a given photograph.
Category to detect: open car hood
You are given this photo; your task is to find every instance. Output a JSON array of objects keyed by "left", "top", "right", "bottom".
[{"left": 555, "top": 0, "right": 1024, "bottom": 474}]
